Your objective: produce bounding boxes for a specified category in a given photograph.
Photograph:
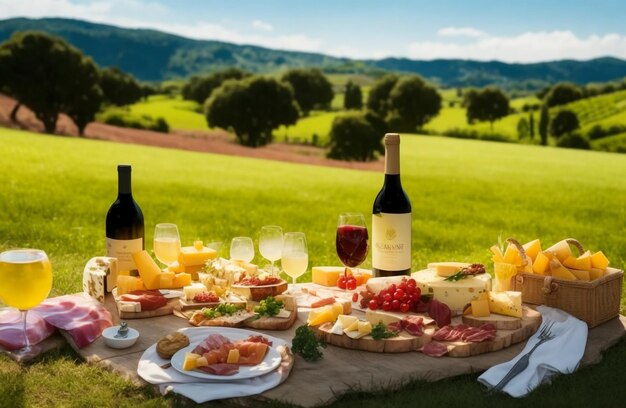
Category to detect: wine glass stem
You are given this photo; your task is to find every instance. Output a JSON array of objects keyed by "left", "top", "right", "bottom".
[
  {"left": 270, "top": 260, "right": 275, "bottom": 275},
  {"left": 22, "top": 309, "right": 29, "bottom": 350}
]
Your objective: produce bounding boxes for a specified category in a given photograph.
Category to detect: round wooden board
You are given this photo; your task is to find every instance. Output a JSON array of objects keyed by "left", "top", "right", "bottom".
[
  {"left": 461, "top": 307, "right": 541, "bottom": 330},
  {"left": 116, "top": 297, "right": 177, "bottom": 319},
  {"left": 230, "top": 281, "right": 288, "bottom": 301},
  {"left": 313, "top": 323, "right": 435, "bottom": 353},
  {"left": 245, "top": 296, "right": 298, "bottom": 331}
]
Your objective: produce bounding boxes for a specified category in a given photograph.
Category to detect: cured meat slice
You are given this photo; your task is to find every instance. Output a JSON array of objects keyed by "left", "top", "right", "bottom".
[
  {"left": 387, "top": 321, "right": 403, "bottom": 333},
  {"left": 33, "top": 294, "right": 112, "bottom": 348},
  {"left": 427, "top": 299, "right": 451, "bottom": 328},
  {"left": 234, "top": 341, "right": 269, "bottom": 365},
  {"left": 192, "top": 333, "right": 231, "bottom": 355},
  {"left": 433, "top": 323, "right": 496, "bottom": 343},
  {"left": 0, "top": 309, "right": 56, "bottom": 350},
  {"left": 120, "top": 290, "right": 167, "bottom": 311},
  {"left": 401, "top": 316, "right": 424, "bottom": 337},
  {"left": 419, "top": 342, "right": 449, "bottom": 357},
  {"left": 197, "top": 363, "right": 239, "bottom": 376},
  {"left": 432, "top": 325, "right": 452, "bottom": 341},
  {"left": 243, "top": 334, "right": 272, "bottom": 347}
]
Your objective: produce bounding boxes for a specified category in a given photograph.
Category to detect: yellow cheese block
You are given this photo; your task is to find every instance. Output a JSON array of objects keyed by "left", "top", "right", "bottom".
[
  {"left": 132, "top": 250, "right": 162, "bottom": 290},
  {"left": 195, "top": 356, "right": 208, "bottom": 367},
  {"left": 413, "top": 268, "right": 491, "bottom": 314},
  {"left": 307, "top": 305, "right": 336, "bottom": 326},
  {"left": 533, "top": 251, "right": 552, "bottom": 275},
  {"left": 589, "top": 268, "right": 605, "bottom": 280},
  {"left": 488, "top": 291, "right": 522, "bottom": 318},
  {"left": 167, "top": 262, "right": 185, "bottom": 273},
  {"left": 312, "top": 266, "right": 344, "bottom": 286},
  {"left": 549, "top": 259, "right": 577, "bottom": 281},
  {"left": 116, "top": 275, "right": 143, "bottom": 295},
  {"left": 427, "top": 262, "right": 471, "bottom": 277},
  {"left": 568, "top": 268, "right": 590, "bottom": 281},
  {"left": 183, "top": 352, "right": 200, "bottom": 371},
  {"left": 590, "top": 251, "right": 609, "bottom": 270},
  {"left": 522, "top": 239, "right": 542, "bottom": 262},
  {"left": 471, "top": 299, "right": 490, "bottom": 317},
  {"left": 159, "top": 271, "right": 175, "bottom": 288},
  {"left": 574, "top": 251, "right": 592, "bottom": 271},
  {"left": 546, "top": 240, "right": 572, "bottom": 262},
  {"left": 178, "top": 242, "right": 218, "bottom": 267},
  {"left": 227, "top": 349, "right": 240, "bottom": 364},
  {"left": 173, "top": 272, "right": 192, "bottom": 288}
]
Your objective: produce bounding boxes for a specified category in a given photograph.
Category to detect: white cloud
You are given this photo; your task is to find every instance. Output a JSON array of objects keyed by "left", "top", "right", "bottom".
[
  {"left": 408, "top": 30, "right": 626, "bottom": 62},
  {"left": 437, "top": 27, "right": 486, "bottom": 38},
  {"left": 252, "top": 20, "right": 273, "bottom": 32}
]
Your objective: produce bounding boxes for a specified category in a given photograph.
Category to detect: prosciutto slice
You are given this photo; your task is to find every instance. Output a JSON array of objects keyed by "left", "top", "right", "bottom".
[
  {"left": 197, "top": 363, "right": 239, "bottom": 376},
  {"left": 401, "top": 316, "right": 425, "bottom": 337},
  {"left": 0, "top": 309, "right": 56, "bottom": 350},
  {"left": 433, "top": 323, "right": 496, "bottom": 343},
  {"left": 120, "top": 290, "right": 167, "bottom": 311},
  {"left": 33, "top": 294, "right": 112, "bottom": 348},
  {"left": 192, "top": 333, "right": 232, "bottom": 355},
  {"left": 419, "top": 342, "right": 449, "bottom": 357}
]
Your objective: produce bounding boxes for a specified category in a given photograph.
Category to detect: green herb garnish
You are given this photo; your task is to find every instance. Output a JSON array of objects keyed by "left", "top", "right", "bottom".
[
  {"left": 292, "top": 324, "right": 325, "bottom": 362},
  {"left": 254, "top": 296, "right": 284, "bottom": 317},
  {"left": 201, "top": 303, "right": 241, "bottom": 319},
  {"left": 371, "top": 321, "right": 399, "bottom": 340},
  {"left": 443, "top": 264, "right": 486, "bottom": 282}
]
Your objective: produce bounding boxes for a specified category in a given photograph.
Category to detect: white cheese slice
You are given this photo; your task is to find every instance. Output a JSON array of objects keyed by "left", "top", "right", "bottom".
[
  {"left": 118, "top": 300, "right": 141, "bottom": 313},
  {"left": 329, "top": 320, "right": 344, "bottom": 335},
  {"left": 345, "top": 330, "right": 368, "bottom": 339},
  {"left": 275, "top": 309, "right": 291, "bottom": 319},
  {"left": 338, "top": 314, "right": 358, "bottom": 329}
]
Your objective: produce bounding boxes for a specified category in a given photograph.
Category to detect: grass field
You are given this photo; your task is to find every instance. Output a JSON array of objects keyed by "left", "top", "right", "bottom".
[{"left": 0, "top": 126, "right": 625, "bottom": 406}]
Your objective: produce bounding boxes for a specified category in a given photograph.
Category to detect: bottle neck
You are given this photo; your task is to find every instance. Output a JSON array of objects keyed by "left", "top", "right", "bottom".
[
  {"left": 117, "top": 167, "right": 132, "bottom": 196},
  {"left": 384, "top": 142, "right": 400, "bottom": 175}
]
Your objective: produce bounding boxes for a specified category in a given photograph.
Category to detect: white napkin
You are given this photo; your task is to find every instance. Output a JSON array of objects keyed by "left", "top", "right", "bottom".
[
  {"left": 137, "top": 327, "right": 292, "bottom": 403},
  {"left": 478, "top": 306, "right": 587, "bottom": 397}
]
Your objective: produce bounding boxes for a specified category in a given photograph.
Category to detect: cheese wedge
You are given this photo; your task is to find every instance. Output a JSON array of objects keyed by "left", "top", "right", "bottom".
[
  {"left": 591, "top": 251, "right": 609, "bottom": 270},
  {"left": 546, "top": 240, "right": 572, "bottom": 262},
  {"left": 488, "top": 291, "right": 522, "bottom": 318},
  {"left": 503, "top": 245, "right": 523, "bottom": 266},
  {"left": 329, "top": 320, "right": 343, "bottom": 335},
  {"left": 549, "top": 259, "right": 577, "bottom": 281},
  {"left": 574, "top": 251, "right": 592, "bottom": 271},
  {"left": 132, "top": 250, "right": 162, "bottom": 290},
  {"left": 338, "top": 314, "right": 358, "bottom": 329},
  {"left": 471, "top": 299, "right": 490, "bottom": 317},
  {"left": 307, "top": 305, "right": 336, "bottom": 326},
  {"left": 522, "top": 239, "right": 542, "bottom": 262},
  {"left": 343, "top": 320, "right": 359, "bottom": 333},
  {"left": 365, "top": 309, "right": 403, "bottom": 326},
  {"left": 428, "top": 262, "right": 471, "bottom": 277},
  {"left": 569, "top": 268, "right": 590, "bottom": 281},
  {"left": 563, "top": 256, "right": 578, "bottom": 269},
  {"left": 533, "top": 251, "right": 552, "bottom": 275}
]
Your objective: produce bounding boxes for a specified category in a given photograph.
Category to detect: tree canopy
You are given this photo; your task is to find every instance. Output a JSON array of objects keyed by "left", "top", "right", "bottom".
[
  {"left": 387, "top": 75, "right": 441, "bottom": 132},
  {"left": 181, "top": 68, "right": 251, "bottom": 104},
  {"left": 343, "top": 80, "right": 363, "bottom": 110},
  {"left": 99, "top": 66, "right": 143, "bottom": 106},
  {"left": 550, "top": 109, "right": 580, "bottom": 137},
  {"left": 328, "top": 111, "right": 385, "bottom": 161},
  {"left": 464, "top": 87, "right": 510, "bottom": 131},
  {"left": 539, "top": 104, "right": 550, "bottom": 146},
  {"left": 366, "top": 74, "right": 398, "bottom": 118},
  {"left": 544, "top": 82, "right": 583, "bottom": 108},
  {"left": 281, "top": 68, "right": 333, "bottom": 115},
  {"left": 0, "top": 31, "right": 102, "bottom": 134},
  {"left": 206, "top": 76, "right": 299, "bottom": 147}
]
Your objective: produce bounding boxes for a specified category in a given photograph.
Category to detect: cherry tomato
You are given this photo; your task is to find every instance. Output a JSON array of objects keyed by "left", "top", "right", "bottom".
[
  {"left": 388, "top": 284, "right": 397, "bottom": 293},
  {"left": 391, "top": 299, "right": 400, "bottom": 310},
  {"left": 346, "top": 280, "right": 357, "bottom": 291},
  {"left": 368, "top": 299, "right": 378, "bottom": 310},
  {"left": 399, "top": 282, "right": 407, "bottom": 291},
  {"left": 382, "top": 301, "right": 392, "bottom": 311},
  {"left": 337, "top": 276, "right": 347, "bottom": 290},
  {"left": 383, "top": 293, "right": 393, "bottom": 302},
  {"left": 394, "top": 289, "right": 405, "bottom": 300},
  {"left": 400, "top": 302, "right": 410, "bottom": 313}
]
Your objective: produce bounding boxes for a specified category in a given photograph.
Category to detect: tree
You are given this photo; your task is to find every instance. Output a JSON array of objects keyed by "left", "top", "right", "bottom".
[
  {"left": 464, "top": 87, "right": 509, "bottom": 132},
  {"left": 181, "top": 68, "right": 250, "bottom": 104},
  {"left": 66, "top": 84, "right": 103, "bottom": 136},
  {"left": 517, "top": 117, "right": 530, "bottom": 140},
  {"left": 206, "top": 76, "right": 299, "bottom": 147},
  {"left": 385, "top": 75, "right": 441, "bottom": 133},
  {"left": 327, "top": 112, "right": 385, "bottom": 161},
  {"left": 0, "top": 31, "right": 102, "bottom": 134},
  {"left": 544, "top": 82, "right": 583, "bottom": 108},
  {"left": 539, "top": 104, "right": 549, "bottom": 146},
  {"left": 100, "top": 67, "right": 143, "bottom": 106},
  {"left": 529, "top": 111, "right": 535, "bottom": 140},
  {"left": 281, "top": 68, "right": 333, "bottom": 115},
  {"left": 343, "top": 80, "right": 363, "bottom": 110},
  {"left": 366, "top": 74, "right": 398, "bottom": 118},
  {"left": 550, "top": 109, "right": 580, "bottom": 138}
]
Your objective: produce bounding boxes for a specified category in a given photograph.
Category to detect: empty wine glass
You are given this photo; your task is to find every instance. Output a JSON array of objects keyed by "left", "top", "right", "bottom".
[
  {"left": 281, "top": 232, "right": 308, "bottom": 293},
  {"left": 259, "top": 225, "right": 283, "bottom": 275},
  {"left": 230, "top": 237, "right": 254, "bottom": 263},
  {"left": 153, "top": 223, "right": 181, "bottom": 267},
  {"left": 0, "top": 249, "right": 53, "bottom": 355}
]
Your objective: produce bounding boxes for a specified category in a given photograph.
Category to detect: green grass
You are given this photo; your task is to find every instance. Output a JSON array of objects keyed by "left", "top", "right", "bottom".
[
  {"left": 274, "top": 111, "right": 338, "bottom": 144},
  {"left": 0, "top": 127, "right": 625, "bottom": 406},
  {"left": 114, "top": 95, "right": 208, "bottom": 131}
]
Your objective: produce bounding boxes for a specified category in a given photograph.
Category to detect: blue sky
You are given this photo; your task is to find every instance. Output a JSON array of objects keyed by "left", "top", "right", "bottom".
[{"left": 1, "top": 0, "right": 626, "bottom": 62}]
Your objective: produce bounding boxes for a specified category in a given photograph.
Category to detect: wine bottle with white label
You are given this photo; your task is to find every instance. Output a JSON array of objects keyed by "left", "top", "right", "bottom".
[
  {"left": 372, "top": 133, "right": 412, "bottom": 277},
  {"left": 106, "top": 165, "right": 144, "bottom": 276}
]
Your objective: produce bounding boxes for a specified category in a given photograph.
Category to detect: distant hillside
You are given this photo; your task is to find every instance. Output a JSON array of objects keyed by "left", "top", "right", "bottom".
[{"left": 2, "top": 17, "right": 626, "bottom": 89}]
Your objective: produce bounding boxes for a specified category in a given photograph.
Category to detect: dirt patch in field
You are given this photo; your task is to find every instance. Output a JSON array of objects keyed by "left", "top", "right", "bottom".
[{"left": 0, "top": 94, "right": 383, "bottom": 172}]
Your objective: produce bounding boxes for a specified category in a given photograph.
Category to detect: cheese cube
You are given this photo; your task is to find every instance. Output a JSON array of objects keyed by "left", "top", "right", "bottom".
[
  {"left": 488, "top": 291, "right": 522, "bottom": 318},
  {"left": 312, "top": 266, "right": 344, "bottom": 286},
  {"left": 116, "top": 275, "right": 143, "bottom": 295},
  {"left": 173, "top": 273, "right": 192, "bottom": 288},
  {"left": 569, "top": 268, "right": 590, "bottom": 281},
  {"left": 132, "top": 250, "right": 162, "bottom": 290},
  {"left": 227, "top": 349, "right": 240, "bottom": 364},
  {"left": 533, "top": 252, "right": 552, "bottom": 275},
  {"left": 574, "top": 251, "right": 592, "bottom": 271},
  {"left": 471, "top": 299, "right": 490, "bottom": 317},
  {"left": 178, "top": 242, "right": 217, "bottom": 266},
  {"left": 590, "top": 251, "right": 609, "bottom": 270},
  {"left": 522, "top": 239, "right": 542, "bottom": 262},
  {"left": 159, "top": 272, "right": 176, "bottom": 288},
  {"left": 168, "top": 262, "right": 185, "bottom": 273}
]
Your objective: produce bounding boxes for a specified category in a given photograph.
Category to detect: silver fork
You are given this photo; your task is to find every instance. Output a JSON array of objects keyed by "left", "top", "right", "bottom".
[{"left": 491, "top": 321, "right": 556, "bottom": 393}]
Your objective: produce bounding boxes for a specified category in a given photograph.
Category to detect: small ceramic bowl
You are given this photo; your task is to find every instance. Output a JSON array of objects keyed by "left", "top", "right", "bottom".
[{"left": 102, "top": 326, "right": 140, "bottom": 349}]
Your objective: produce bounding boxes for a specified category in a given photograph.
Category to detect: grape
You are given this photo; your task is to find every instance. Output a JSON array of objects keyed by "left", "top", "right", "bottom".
[
  {"left": 382, "top": 301, "right": 392, "bottom": 311},
  {"left": 394, "top": 289, "right": 405, "bottom": 300},
  {"left": 400, "top": 303, "right": 410, "bottom": 313},
  {"left": 368, "top": 299, "right": 378, "bottom": 310},
  {"left": 383, "top": 293, "right": 393, "bottom": 302},
  {"left": 391, "top": 299, "right": 400, "bottom": 310}
]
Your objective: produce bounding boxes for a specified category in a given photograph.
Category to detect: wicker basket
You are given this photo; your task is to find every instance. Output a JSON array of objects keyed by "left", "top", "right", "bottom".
[{"left": 508, "top": 238, "right": 623, "bottom": 328}]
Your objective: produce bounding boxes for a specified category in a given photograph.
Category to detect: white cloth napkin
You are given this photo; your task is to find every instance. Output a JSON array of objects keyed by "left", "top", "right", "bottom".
[
  {"left": 137, "top": 327, "right": 292, "bottom": 403},
  {"left": 478, "top": 306, "right": 588, "bottom": 397}
]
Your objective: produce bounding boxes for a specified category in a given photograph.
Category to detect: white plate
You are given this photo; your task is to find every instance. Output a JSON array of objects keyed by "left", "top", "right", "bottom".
[{"left": 171, "top": 327, "right": 282, "bottom": 381}]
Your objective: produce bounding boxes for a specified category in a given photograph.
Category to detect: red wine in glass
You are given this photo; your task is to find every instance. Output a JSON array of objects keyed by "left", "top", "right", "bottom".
[{"left": 336, "top": 212, "right": 369, "bottom": 268}]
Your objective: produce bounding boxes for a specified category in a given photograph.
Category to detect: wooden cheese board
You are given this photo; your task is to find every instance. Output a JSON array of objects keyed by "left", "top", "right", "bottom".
[
  {"left": 116, "top": 297, "right": 178, "bottom": 319},
  {"left": 462, "top": 306, "right": 540, "bottom": 330},
  {"left": 178, "top": 296, "right": 247, "bottom": 311}
]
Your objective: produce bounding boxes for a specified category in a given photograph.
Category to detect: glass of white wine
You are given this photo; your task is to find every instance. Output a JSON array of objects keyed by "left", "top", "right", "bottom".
[
  {"left": 230, "top": 237, "right": 254, "bottom": 263},
  {"left": 281, "top": 232, "right": 308, "bottom": 293},
  {"left": 0, "top": 249, "right": 53, "bottom": 354},
  {"left": 153, "top": 223, "right": 181, "bottom": 268},
  {"left": 259, "top": 225, "right": 283, "bottom": 275}
]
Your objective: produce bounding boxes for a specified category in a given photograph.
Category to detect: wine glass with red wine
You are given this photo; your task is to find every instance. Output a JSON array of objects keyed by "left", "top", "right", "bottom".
[{"left": 336, "top": 213, "right": 369, "bottom": 290}]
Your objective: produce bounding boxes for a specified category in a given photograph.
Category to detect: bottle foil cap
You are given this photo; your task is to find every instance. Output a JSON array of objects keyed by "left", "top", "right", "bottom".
[{"left": 384, "top": 133, "right": 400, "bottom": 145}]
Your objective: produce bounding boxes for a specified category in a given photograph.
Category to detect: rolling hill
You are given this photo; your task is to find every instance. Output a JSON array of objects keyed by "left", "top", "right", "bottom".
[{"left": 1, "top": 17, "right": 626, "bottom": 88}]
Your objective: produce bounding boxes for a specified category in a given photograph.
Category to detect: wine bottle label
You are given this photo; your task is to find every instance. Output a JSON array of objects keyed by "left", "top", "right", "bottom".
[
  {"left": 106, "top": 237, "right": 142, "bottom": 272},
  {"left": 372, "top": 213, "right": 412, "bottom": 271}
]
